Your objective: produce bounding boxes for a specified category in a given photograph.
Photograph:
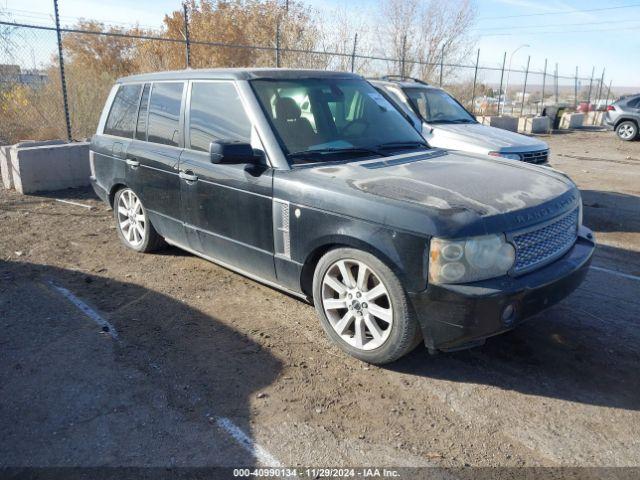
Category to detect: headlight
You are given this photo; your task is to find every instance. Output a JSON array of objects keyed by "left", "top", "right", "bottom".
[
  {"left": 489, "top": 151, "right": 521, "bottom": 161},
  {"left": 429, "top": 234, "right": 515, "bottom": 284}
]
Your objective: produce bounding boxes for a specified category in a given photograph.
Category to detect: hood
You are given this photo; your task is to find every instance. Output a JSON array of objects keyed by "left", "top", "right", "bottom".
[
  {"left": 428, "top": 122, "right": 548, "bottom": 152},
  {"left": 276, "top": 149, "right": 579, "bottom": 238}
]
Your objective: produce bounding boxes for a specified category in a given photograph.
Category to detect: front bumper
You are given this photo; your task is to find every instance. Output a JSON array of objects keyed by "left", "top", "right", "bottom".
[{"left": 410, "top": 227, "right": 595, "bottom": 351}]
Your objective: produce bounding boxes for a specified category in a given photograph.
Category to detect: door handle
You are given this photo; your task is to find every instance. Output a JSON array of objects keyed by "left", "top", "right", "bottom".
[
  {"left": 179, "top": 170, "right": 198, "bottom": 182},
  {"left": 126, "top": 158, "right": 140, "bottom": 168}
]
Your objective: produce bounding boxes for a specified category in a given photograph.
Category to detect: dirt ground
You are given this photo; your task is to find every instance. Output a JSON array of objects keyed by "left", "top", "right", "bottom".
[{"left": 1, "top": 130, "right": 639, "bottom": 471}]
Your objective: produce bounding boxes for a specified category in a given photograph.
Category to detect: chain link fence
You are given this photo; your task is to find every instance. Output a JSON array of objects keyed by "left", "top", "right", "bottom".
[{"left": 0, "top": 18, "right": 613, "bottom": 145}]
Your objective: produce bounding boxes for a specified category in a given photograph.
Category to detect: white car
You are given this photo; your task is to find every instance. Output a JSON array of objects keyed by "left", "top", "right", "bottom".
[{"left": 370, "top": 77, "right": 550, "bottom": 164}]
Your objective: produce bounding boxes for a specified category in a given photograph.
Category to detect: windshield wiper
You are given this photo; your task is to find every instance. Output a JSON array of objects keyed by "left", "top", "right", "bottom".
[
  {"left": 429, "top": 118, "right": 475, "bottom": 124},
  {"left": 376, "top": 141, "right": 430, "bottom": 151},
  {"left": 287, "top": 147, "right": 386, "bottom": 160}
]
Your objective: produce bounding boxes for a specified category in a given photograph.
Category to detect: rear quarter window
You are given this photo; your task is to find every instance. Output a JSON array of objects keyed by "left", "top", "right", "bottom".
[
  {"left": 626, "top": 97, "right": 640, "bottom": 108},
  {"left": 103, "top": 84, "right": 142, "bottom": 138}
]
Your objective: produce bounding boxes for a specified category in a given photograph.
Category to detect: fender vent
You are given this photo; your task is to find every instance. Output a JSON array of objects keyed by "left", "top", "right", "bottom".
[{"left": 273, "top": 199, "right": 291, "bottom": 258}]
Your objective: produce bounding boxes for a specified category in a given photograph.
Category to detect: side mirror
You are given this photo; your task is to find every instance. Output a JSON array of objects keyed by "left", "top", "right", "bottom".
[{"left": 209, "top": 140, "right": 261, "bottom": 164}]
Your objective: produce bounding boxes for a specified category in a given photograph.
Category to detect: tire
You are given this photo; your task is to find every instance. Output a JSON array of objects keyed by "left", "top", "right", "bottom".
[
  {"left": 616, "top": 121, "right": 638, "bottom": 141},
  {"left": 113, "top": 187, "right": 165, "bottom": 253},
  {"left": 312, "top": 248, "right": 422, "bottom": 364}
]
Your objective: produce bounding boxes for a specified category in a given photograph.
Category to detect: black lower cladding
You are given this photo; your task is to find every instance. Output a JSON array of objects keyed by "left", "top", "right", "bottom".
[
  {"left": 410, "top": 227, "right": 596, "bottom": 351},
  {"left": 90, "top": 176, "right": 109, "bottom": 204}
]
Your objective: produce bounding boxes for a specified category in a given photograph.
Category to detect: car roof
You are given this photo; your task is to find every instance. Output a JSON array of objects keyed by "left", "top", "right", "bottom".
[
  {"left": 368, "top": 78, "right": 443, "bottom": 92},
  {"left": 117, "top": 68, "right": 362, "bottom": 84}
]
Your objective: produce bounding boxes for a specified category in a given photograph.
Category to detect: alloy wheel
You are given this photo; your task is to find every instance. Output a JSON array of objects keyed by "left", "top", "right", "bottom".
[
  {"left": 116, "top": 189, "right": 146, "bottom": 248},
  {"left": 321, "top": 259, "right": 393, "bottom": 350},
  {"left": 618, "top": 124, "right": 636, "bottom": 140}
]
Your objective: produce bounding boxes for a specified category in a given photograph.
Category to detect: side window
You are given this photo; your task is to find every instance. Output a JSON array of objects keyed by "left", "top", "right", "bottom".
[
  {"left": 628, "top": 97, "right": 640, "bottom": 108},
  {"left": 189, "top": 82, "right": 252, "bottom": 152},
  {"left": 147, "top": 82, "right": 184, "bottom": 147},
  {"left": 103, "top": 84, "right": 142, "bottom": 138},
  {"left": 135, "top": 83, "right": 151, "bottom": 141}
]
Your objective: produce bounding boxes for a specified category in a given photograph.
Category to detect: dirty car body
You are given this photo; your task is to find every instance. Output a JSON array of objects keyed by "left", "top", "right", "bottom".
[{"left": 90, "top": 69, "right": 595, "bottom": 362}]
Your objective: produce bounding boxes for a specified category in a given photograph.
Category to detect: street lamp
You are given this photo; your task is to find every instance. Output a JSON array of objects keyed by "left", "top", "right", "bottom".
[{"left": 501, "top": 44, "right": 530, "bottom": 115}]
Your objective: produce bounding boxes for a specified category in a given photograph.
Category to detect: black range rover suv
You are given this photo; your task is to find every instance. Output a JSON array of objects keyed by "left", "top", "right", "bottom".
[{"left": 90, "top": 69, "right": 595, "bottom": 364}]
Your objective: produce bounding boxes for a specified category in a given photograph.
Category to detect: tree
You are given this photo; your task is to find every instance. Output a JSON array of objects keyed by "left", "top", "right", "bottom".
[
  {"left": 133, "top": 0, "right": 321, "bottom": 71},
  {"left": 376, "top": 0, "right": 477, "bottom": 82}
]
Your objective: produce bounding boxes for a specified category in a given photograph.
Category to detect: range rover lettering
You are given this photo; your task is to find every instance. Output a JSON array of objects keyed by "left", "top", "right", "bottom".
[{"left": 90, "top": 69, "right": 595, "bottom": 364}]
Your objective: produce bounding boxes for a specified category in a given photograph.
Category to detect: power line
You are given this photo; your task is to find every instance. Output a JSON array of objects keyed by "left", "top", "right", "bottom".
[
  {"left": 479, "top": 25, "right": 640, "bottom": 37},
  {"left": 473, "top": 18, "right": 640, "bottom": 32},
  {"left": 478, "top": 2, "right": 640, "bottom": 20},
  {"left": 0, "top": 7, "right": 159, "bottom": 29}
]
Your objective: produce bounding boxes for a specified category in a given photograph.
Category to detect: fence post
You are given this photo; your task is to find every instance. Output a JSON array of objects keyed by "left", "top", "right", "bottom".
[
  {"left": 540, "top": 58, "right": 547, "bottom": 111},
  {"left": 594, "top": 68, "right": 605, "bottom": 125},
  {"left": 586, "top": 66, "right": 595, "bottom": 108},
  {"left": 439, "top": 43, "right": 444, "bottom": 86},
  {"left": 183, "top": 2, "right": 191, "bottom": 68},
  {"left": 604, "top": 80, "right": 612, "bottom": 109},
  {"left": 574, "top": 66, "right": 578, "bottom": 109},
  {"left": 350, "top": 33, "right": 358, "bottom": 73},
  {"left": 554, "top": 62, "right": 559, "bottom": 104},
  {"left": 497, "top": 51, "right": 506, "bottom": 115},
  {"left": 53, "top": 0, "right": 72, "bottom": 142},
  {"left": 400, "top": 35, "right": 407, "bottom": 78},
  {"left": 470, "top": 48, "right": 480, "bottom": 114},
  {"left": 275, "top": 20, "right": 281, "bottom": 67},
  {"left": 520, "top": 55, "right": 530, "bottom": 117}
]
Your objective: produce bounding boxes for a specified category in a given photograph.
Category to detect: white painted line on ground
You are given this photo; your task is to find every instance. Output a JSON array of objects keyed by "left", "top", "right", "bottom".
[
  {"left": 590, "top": 266, "right": 640, "bottom": 282},
  {"left": 47, "top": 281, "right": 277, "bottom": 464},
  {"left": 55, "top": 199, "right": 94, "bottom": 209},
  {"left": 47, "top": 281, "right": 119, "bottom": 339},
  {"left": 216, "top": 416, "right": 281, "bottom": 467}
]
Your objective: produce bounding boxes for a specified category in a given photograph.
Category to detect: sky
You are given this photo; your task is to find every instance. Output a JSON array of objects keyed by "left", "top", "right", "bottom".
[{"left": 1, "top": 0, "right": 639, "bottom": 88}]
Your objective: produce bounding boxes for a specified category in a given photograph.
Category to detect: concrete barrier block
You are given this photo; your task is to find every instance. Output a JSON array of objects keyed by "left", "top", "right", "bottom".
[
  {"left": 518, "top": 116, "right": 551, "bottom": 134},
  {"left": 11, "top": 142, "right": 90, "bottom": 194},
  {"left": 585, "top": 111, "right": 604, "bottom": 126},
  {"left": 559, "top": 113, "right": 585, "bottom": 129},
  {"left": 14, "top": 139, "right": 67, "bottom": 148},
  {"left": 1, "top": 145, "right": 14, "bottom": 189},
  {"left": 488, "top": 116, "right": 519, "bottom": 132}
]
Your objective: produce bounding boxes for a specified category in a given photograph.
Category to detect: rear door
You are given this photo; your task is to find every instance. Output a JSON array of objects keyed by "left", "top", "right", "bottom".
[
  {"left": 91, "top": 83, "right": 143, "bottom": 198},
  {"left": 179, "top": 80, "right": 276, "bottom": 281},
  {"left": 125, "top": 81, "right": 187, "bottom": 244}
]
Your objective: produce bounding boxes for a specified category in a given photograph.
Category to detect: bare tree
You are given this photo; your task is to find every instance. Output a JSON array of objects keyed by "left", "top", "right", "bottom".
[
  {"left": 316, "top": 6, "right": 374, "bottom": 73},
  {"left": 376, "top": 0, "right": 477, "bottom": 81}
]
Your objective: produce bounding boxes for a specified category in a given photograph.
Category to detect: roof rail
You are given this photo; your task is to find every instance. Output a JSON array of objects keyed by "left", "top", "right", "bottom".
[{"left": 379, "top": 75, "right": 430, "bottom": 85}]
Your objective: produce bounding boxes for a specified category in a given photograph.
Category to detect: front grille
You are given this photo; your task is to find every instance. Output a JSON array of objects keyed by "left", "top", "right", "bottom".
[
  {"left": 521, "top": 149, "right": 549, "bottom": 164},
  {"left": 511, "top": 208, "right": 579, "bottom": 274}
]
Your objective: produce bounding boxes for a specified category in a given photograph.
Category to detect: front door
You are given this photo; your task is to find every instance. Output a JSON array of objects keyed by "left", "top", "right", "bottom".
[{"left": 179, "top": 80, "right": 276, "bottom": 281}]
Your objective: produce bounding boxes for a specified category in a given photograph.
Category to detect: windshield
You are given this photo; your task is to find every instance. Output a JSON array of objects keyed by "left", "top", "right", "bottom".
[
  {"left": 404, "top": 87, "right": 476, "bottom": 124},
  {"left": 251, "top": 78, "right": 427, "bottom": 165}
]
